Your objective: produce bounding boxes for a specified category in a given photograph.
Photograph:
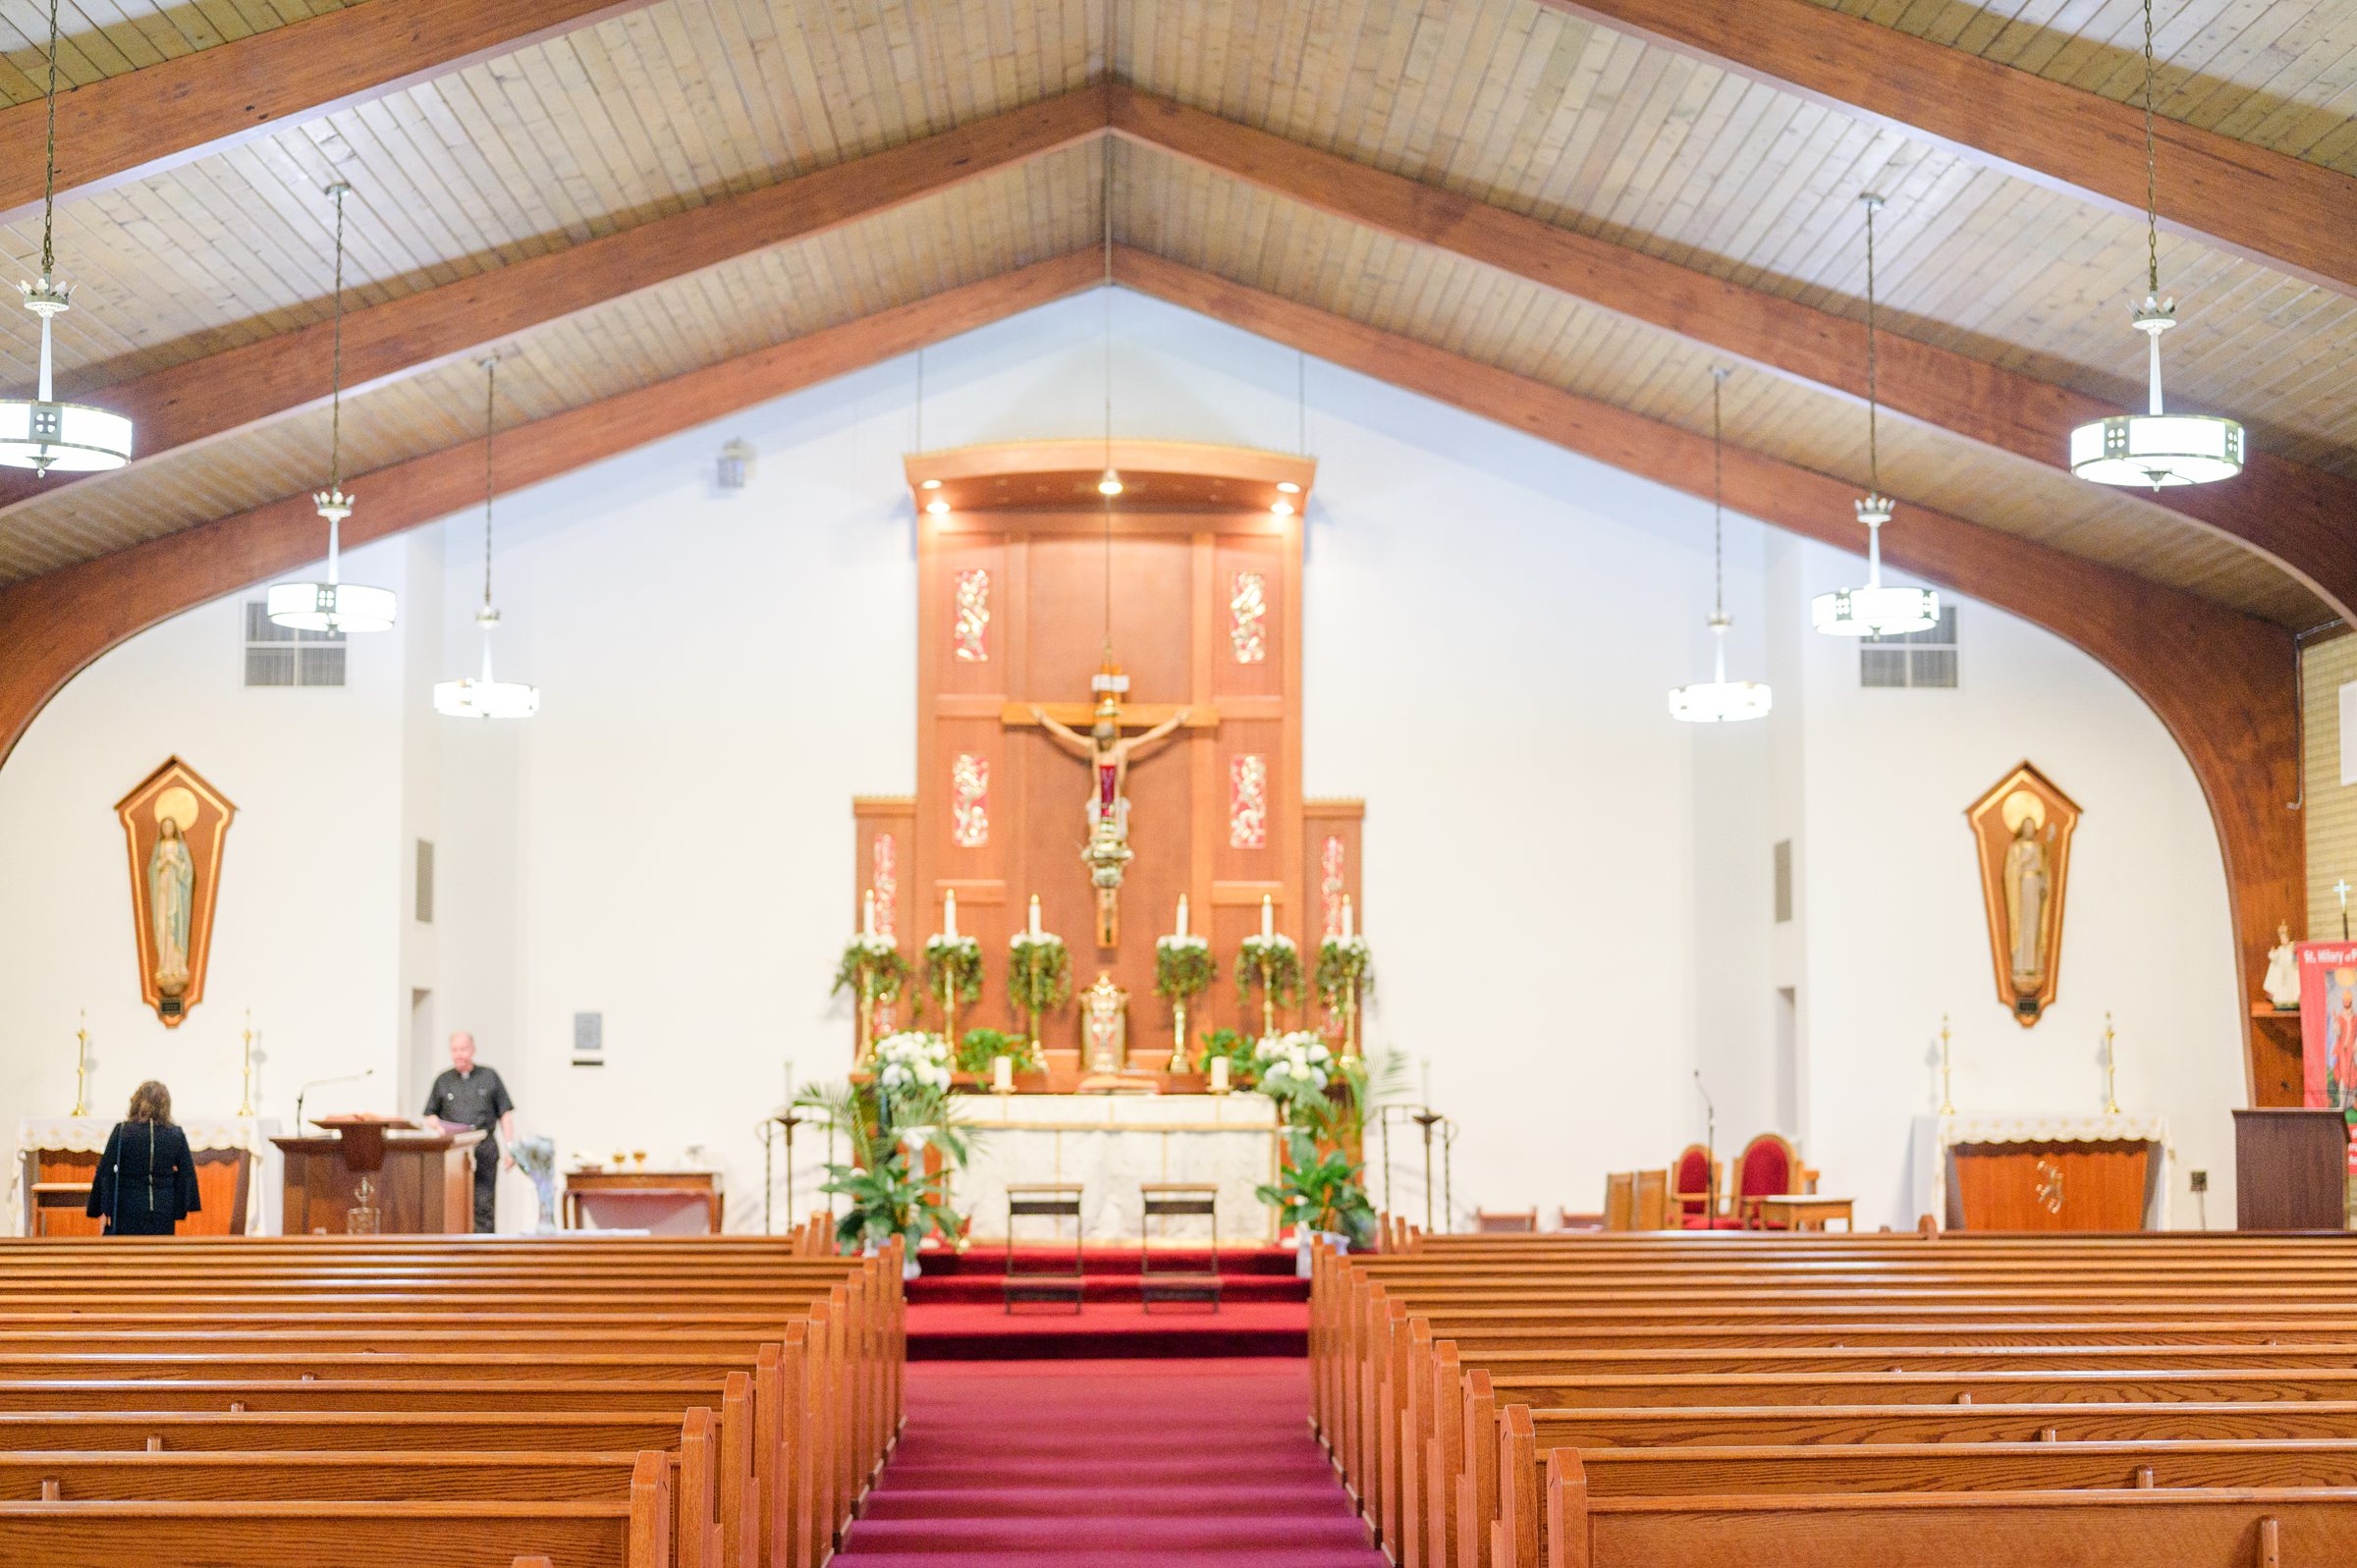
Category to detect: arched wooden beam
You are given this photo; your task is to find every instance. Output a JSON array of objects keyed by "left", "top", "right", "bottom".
[
  {"left": 1113, "top": 246, "right": 2302, "bottom": 1103},
  {"left": 0, "top": 247, "right": 1100, "bottom": 765}
]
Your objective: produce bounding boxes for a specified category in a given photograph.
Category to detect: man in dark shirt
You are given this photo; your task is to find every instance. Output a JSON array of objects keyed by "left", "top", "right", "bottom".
[{"left": 422, "top": 1031, "right": 517, "bottom": 1233}]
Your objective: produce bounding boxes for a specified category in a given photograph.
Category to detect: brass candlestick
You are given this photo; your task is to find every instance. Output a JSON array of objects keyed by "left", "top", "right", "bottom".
[
  {"left": 1342, "top": 974, "right": 1361, "bottom": 1068},
  {"left": 2103, "top": 1011, "right": 2120, "bottom": 1114},
  {"left": 1938, "top": 1013, "right": 1954, "bottom": 1116},
  {"left": 1258, "top": 951, "right": 1276, "bottom": 1038},
  {"left": 1168, "top": 997, "right": 1190, "bottom": 1073},
  {"left": 238, "top": 1010, "right": 256, "bottom": 1116},
  {"left": 1022, "top": 943, "right": 1043, "bottom": 1056},
  {"left": 71, "top": 1010, "right": 89, "bottom": 1117},
  {"left": 855, "top": 973, "right": 875, "bottom": 1056}
]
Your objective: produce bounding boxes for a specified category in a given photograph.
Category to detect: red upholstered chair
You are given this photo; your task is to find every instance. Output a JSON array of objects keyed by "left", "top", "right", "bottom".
[
  {"left": 1671, "top": 1145, "right": 1736, "bottom": 1229},
  {"left": 1733, "top": 1132, "right": 1806, "bottom": 1228}
]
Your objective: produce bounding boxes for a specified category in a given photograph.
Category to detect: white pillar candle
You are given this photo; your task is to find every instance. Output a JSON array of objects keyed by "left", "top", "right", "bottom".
[
  {"left": 944, "top": 888, "right": 959, "bottom": 940},
  {"left": 1341, "top": 895, "right": 1354, "bottom": 941},
  {"left": 993, "top": 1054, "right": 1014, "bottom": 1092},
  {"left": 1210, "top": 1054, "right": 1230, "bottom": 1093},
  {"left": 1261, "top": 893, "right": 1275, "bottom": 941},
  {"left": 1028, "top": 894, "right": 1041, "bottom": 938},
  {"left": 1176, "top": 893, "right": 1189, "bottom": 938},
  {"left": 862, "top": 889, "right": 876, "bottom": 937}
]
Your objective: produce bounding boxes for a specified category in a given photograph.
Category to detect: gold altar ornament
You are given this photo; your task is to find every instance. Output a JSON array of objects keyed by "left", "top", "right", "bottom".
[
  {"left": 1082, "top": 971, "right": 1128, "bottom": 1073},
  {"left": 1964, "top": 762, "right": 2079, "bottom": 1028},
  {"left": 115, "top": 758, "right": 237, "bottom": 1027}
]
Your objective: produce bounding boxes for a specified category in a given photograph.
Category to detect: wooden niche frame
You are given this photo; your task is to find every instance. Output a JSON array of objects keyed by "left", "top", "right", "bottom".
[
  {"left": 1966, "top": 761, "right": 2080, "bottom": 1028},
  {"left": 115, "top": 756, "right": 237, "bottom": 1028}
]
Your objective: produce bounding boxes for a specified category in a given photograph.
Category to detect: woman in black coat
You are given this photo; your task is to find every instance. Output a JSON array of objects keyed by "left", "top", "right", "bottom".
[{"left": 85, "top": 1080, "right": 201, "bottom": 1236}]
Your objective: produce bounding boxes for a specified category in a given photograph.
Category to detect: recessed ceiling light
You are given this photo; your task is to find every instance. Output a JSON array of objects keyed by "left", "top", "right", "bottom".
[
  {"left": 1270, "top": 501, "right": 1293, "bottom": 516},
  {"left": 1276, "top": 481, "right": 1301, "bottom": 494},
  {"left": 1097, "top": 466, "right": 1124, "bottom": 496},
  {"left": 919, "top": 477, "right": 942, "bottom": 490},
  {"left": 925, "top": 499, "right": 950, "bottom": 514}
]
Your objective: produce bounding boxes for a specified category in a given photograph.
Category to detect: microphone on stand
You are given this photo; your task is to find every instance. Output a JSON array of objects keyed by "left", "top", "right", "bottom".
[
  {"left": 295, "top": 1067, "right": 374, "bottom": 1129},
  {"left": 1693, "top": 1069, "right": 1717, "bottom": 1225}
]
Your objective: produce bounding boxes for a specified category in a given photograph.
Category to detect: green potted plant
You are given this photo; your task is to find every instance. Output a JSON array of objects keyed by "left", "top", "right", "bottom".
[
  {"left": 1193, "top": 1026, "right": 1258, "bottom": 1088},
  {"left": 956, "top": 1026, "right": 1040, "bottom": 1075},
  {"left": 796, "top": 1038, "right": 978, "bottom": 1277}
]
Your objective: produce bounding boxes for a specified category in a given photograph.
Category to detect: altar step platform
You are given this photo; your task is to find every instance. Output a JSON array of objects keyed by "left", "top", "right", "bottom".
[{"left": 906, "top": 1245, "right": 1308, "bottom": 1360}]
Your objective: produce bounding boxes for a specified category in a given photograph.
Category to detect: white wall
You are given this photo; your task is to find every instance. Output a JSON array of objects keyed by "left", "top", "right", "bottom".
[{"left": 0, "top": 289, "right": 2242, "bottom": 1234}]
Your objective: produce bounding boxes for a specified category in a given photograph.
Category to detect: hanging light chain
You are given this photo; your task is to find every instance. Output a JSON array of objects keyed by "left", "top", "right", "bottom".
[
  {"left": 327, "top": 182, "right": 349, "bottom": 493},
  {"left": 2143, "top": 0, "right": 2160, "bottom": 297},
  {"left": 1863, "top": 194, "right": 1882, "bottom": 498},
  {"left": 1710, "top": 367, "right": 1727, "bottom": 621},
  {"left": 38, "top": 0, "right": 60, "bottom": 281},
  {"left": 481, "top": 355, "right": 498, "bottom": 608}
]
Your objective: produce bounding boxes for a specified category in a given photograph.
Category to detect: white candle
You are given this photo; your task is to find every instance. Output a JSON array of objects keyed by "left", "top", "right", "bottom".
[
  {"left": 1028, "top": 894, "right": 1041, "bottom": 938},
  {"left": 993, "top": 1054, "right": 1014, "bottom": 1092},
  {"left": 944, "top": 888, "right": 959, "bottom": 940},
  {"left": 1261, "top": 894, "right": 1274, "bottom": 941},
  {"left": 1342, "top": 895, "right": 1354, "bottom": 941},
  {"left": 1176, "top": 893, "right": 1189, "bottom": 938},
  {"left": 1210, "top": 1054, "right": 1230, "bottom": 1093},
  {"left": 862, "top": 890, "right": 876, "bottom": 937}
]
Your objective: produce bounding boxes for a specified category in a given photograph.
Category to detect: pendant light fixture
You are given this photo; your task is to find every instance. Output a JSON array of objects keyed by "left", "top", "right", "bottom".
[
  {"left": 267, "top": 183, "right": 396, "bottom": 633},
  {"left": 0, "top": 0, "right": 134, "bottom": 473},
  {"left": 1094, "top": 0, "right": 1123, "bottom": 501},
  {"left": 2067, "top": 0, "right": 2243, "bottom": 489},
  {"left": 1812, "top": 193, "right": 1938, "bottom": 638},
  {"left": 434, "top": 356, "right": 539, "bottom": 720},
  {"left": 1670, "top": 369, "right": 1772, "bottom": 724}
]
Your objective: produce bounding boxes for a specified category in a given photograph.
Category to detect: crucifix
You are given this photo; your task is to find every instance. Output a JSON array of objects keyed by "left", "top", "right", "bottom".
[{"left": 1011, "top": 669, "right": 1211, "bottom": 946}]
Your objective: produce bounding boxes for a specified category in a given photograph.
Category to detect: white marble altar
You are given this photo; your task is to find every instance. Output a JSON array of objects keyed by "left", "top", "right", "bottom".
[{"left": 954, "top": 1092, "right": 1282, "bottom": 1244}]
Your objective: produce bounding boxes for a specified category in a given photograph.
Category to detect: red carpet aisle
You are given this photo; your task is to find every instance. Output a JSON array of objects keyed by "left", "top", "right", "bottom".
[{"left": 835, "top": 1359, "right": 1386, "bottom": 1567}]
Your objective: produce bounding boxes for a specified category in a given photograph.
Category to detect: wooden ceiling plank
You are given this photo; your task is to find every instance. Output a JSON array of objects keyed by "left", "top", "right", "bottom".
[
  {"left": 1111, "top": 241, "right": 2297, "bottom": 1103},
  {"left": 0, "top": 83, "right": 1109, "bottom": 520},
  {"left": 1110, "top": 86, "right": 2357, "bottom": 625},
  {"left": 0, "top": 0, "right": 667, "bottom": 225},
  {"left": 1534, "top": 0, "right": 2357, "bottom": 297},
  {"left": 0, "top": 245, "right": 1103, "bottom": 768}
]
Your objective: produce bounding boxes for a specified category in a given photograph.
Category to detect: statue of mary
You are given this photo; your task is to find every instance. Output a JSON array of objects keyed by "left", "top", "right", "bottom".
[{"left": 148, "top": 817, "right": 195, "bottom": 998}]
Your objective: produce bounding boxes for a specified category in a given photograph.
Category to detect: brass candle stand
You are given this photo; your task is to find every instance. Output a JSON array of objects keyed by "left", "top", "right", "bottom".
[
  {"left": 1257, "top": 950, "right": 1277, "bottom": 1038},
  {"left": 1167, "top": 996, "right": 1191, "bottom": 1073},
  {"left": 1938, "top": 1013, "right": 1954, "bottom": 1116},
  {"left": 239, "top": 1010, "right": 257, "bottom": 1117}
]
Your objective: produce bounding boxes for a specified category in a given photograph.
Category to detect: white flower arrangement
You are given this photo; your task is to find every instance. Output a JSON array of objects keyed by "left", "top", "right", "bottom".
[
  {"left": 923, "top": 933, "right": 981, "bottom": 962},
  {"left": 847, "top": 932, "right": 899, "bottom": 960},
  {"left": 869, "top": 1030, "right": 954, "bottom": 1094},
  {"left": 1253, "top": 1029, "right": 1335, "bottom": 1097},
  {"left": 1156, "top": 932, "right": 1210, "bottom": 953},
  {"left": 1239, "top": 931, "right": 1298, "bottom": 957}
]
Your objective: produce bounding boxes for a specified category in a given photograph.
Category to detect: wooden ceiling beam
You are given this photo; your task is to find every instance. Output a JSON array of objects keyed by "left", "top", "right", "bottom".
[
  {"left": 1535, "top": 0, "right": 2357, "bottom": 299},
  {"left": 0, "top": 0, "right": 664, "bottom": 224},
  {"left": 1113, "top": 244, "right": 2300, "bottom": 1105},
  {"left": 1111, "top": 85, "right": 2357, "bottom": 628},
  {"left": 0, "top": 248, "right": 1102, "bottom": 771},
  {"left": 0, "top": 84, "right": 1108, "bottom": 519}
]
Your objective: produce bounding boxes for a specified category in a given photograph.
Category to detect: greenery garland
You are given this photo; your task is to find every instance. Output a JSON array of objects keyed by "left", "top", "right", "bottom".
[
  {"left": 1314, "top": 934, "right": 1374, "bottom": 1012},
  {"left": 955, "top": 1027, "right": 1041, "bottom": 1074},
  {"left": 921, "top": 934, "right": 984, "bottom": 1015},
  {"left": 1154, "top": 933, "right": 1216, "bottom": 1001},
  {"left": 1006, "top": 931, "right": 1072, "bottom": 1015},
  {"left": 1193, "top": 1026, "right": 1259, "bottom": 1087},
  {"left": 831, "top": 934, "right": 910, "bottom": 1005},
  {"left": 1235, "top": 932, "right": 1304, "bottom": 1011}
]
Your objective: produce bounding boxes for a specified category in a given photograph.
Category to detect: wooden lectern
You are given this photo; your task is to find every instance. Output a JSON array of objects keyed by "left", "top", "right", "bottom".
[
  {"left": 2234, "top": 1108, "right": 2352, "bottom": 1231},
  {"left": 272, "top": 1115, "right": 482, "bottom": 1234}
]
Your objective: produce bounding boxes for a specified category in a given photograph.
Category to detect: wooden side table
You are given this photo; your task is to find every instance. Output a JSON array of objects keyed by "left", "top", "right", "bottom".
[
  {"left": 1758, "top": 1195, "right": 1855, "bottom": 1232},
  {"left": 562, "top": 1168, "right": 723, "bottom": 1233},
  {"left": 1138, "top": 1181, "right": 1221, "bottom": 1312},
  {"left": 1005, "top": 1182, "right": 1085, "bottom": 1313}
]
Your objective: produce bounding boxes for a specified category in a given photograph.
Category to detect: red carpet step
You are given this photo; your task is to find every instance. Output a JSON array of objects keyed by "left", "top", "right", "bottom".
[
  {"left": 906, "top": 1244, "right": 1311, "bottom": 1357},
  {"left": 836, "top": 1360, "right": 1381, "bottom": 1567}
]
